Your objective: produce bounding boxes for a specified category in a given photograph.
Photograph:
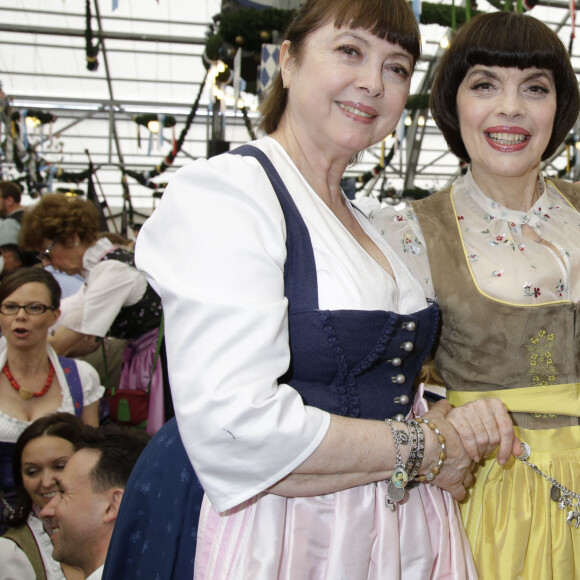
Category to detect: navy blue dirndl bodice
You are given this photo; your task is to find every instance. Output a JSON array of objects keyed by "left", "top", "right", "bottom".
[
  {"left": 244, "top": 144, "right": 439, "bottom": 420},
  {"left": 0, "top": 357, "right": 83, "bottom": 533},
  {"left": 103, "top": 144, "right": 439, "bottom": 579}
]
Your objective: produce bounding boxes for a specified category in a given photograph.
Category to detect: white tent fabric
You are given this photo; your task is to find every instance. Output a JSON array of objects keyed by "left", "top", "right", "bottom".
[{"left": 0, "top": 0, "right": 578, "bottom": 227}]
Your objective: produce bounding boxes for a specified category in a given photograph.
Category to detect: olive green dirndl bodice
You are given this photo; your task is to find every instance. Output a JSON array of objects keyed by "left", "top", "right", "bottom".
[
  {"left": 412, "top": 179, "right": 580, "bottom": 429},
  {"left": 412, "top": 180, "right": 580, "bottom": 580}
]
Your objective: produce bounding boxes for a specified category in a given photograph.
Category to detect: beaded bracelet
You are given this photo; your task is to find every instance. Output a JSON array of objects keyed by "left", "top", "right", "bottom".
[{"left": 414, "top": 416, "right": 446, "bottom": 483}]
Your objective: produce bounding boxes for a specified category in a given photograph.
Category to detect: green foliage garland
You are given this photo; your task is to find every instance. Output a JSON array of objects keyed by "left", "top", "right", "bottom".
[{"left": 206, "top": 3, "right": 484, "bottom": 61}]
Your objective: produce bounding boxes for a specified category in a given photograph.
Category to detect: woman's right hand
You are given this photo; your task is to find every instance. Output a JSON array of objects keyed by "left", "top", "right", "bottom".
[
  {"left": 420, "top": 399, "right": 475, "bottom": 500},
  {"left": 446, "top": 398, "right": 521, "bottom": 466}
]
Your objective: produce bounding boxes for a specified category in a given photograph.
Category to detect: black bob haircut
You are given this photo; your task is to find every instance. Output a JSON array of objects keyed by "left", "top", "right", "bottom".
[{"left": 430, "top": 11, "right": 580, "bottom": 163}]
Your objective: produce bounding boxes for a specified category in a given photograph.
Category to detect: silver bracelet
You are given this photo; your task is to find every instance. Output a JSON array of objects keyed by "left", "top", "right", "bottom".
[
  {"left": 516, "top": 442, "right": 580, "bottom": 528},
  {"left": 385, "top": 419, "right": 409, "bottom": 507},
  {"left": 407, "top": 419, "right": 425, "bottom": 483}
]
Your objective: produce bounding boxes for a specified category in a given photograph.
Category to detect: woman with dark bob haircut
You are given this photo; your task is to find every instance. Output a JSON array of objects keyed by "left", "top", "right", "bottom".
[
  {"left": 104, "top": 0, "right": 519, "bottom": 578},
  {"left": 430, "top": 10, "right": 579, "bottom": 163},
  {"left": 371, "top": 10, "right": 580, "bottom": 580},
  {"left": 0, "top": 413, "right": 86, "bottom": 580}
]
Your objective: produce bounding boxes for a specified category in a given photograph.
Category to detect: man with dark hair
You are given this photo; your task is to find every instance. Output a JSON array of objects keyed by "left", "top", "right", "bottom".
[
  {"left": 0, "top": 243, "right": 41, "bottom": 278},
  {"left": 40, "top": 425, "right": 150, "bottom": 580},
  {"left": 0, "top": 181, "right": 24, "bottom": 245}
]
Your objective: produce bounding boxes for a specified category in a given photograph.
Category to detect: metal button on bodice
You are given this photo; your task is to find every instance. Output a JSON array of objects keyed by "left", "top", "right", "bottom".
[
  {"left": 402, "top": 321, "right": 416, "bottom": 331},
  {"left": 395, "top": 394, "right": 409, "bottom": 405},
  {"left": 394, "top": 413, "right": 405, "bottom": 422},
  {"left": 389, "top": 357, "right": 402, "bottom": 367},
  {"left": 391, "top": 374, "right": 405, "bottom": 384},
  {"left": 401, "top": 341, "right": 414, "bottom": 352}
]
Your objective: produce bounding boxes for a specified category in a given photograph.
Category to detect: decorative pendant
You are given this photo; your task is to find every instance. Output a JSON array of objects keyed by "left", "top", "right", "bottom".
[
  {"left": 2, "top": 362, "right": 55, "bottom": 399},
  {"left": 566, "top": 511, "right": 580, "bottom": 528},
  {"left": 19, "top": 389, "right": 34, "bottom": 401},
  {"left": 392, "top": 467, "right": 409, "bottom": 489},
  {"left": 395, "top": 430, "right": 409, "bottom": 445},
  {"left": 551, "top": 485, "right": 562, "bottom": 503},
  {"left": 515, "top": 442, "right": 531, "bottom": 461},
  {"left": 386, "top": 481, "right": 405, "bottom": 503}
]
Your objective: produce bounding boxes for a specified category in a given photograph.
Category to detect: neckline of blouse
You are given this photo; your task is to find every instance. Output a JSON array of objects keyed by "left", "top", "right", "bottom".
[{"left": 460, "top": 168, "right": 548, "bottom": 225}]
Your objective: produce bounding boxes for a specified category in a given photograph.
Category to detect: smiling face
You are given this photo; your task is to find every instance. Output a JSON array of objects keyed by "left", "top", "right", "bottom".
[
  {"left": 456, "top": 65, "right": 557, "bottom": 183},
  {"left": 0, "top": 282, "right": 60, "bottom": 350},
  {"left": 40, "top": 448, "right": 106, "bottom": 571},
  {"left": 21, "top": 435, "right": 76, "bottom": 509},
  {"left": 279, "top": 22, "right": 413, "bottom": 160}
]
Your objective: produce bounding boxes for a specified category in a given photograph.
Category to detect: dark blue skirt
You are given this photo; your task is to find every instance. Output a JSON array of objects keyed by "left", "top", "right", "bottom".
[{"left": 103, "top": 418, "right": 203, "bottom": 579}]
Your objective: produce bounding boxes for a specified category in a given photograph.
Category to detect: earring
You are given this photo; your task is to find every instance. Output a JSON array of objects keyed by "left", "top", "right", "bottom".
[{"left": 282, "top": 80, "right": 289, "bottom": 89}]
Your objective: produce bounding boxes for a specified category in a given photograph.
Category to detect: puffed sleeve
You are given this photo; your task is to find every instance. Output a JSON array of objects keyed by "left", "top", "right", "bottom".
[
  {"left": 76, "top": 359, "right": 105, "bottom": 406},
  {"left": 136, "top": 151, "right": 330, "bottom": 513},
  {"left": 0, "top": 538, "right": 36, "bottom": 580},
  {"left": 367, "top": 202, "right": 436, "bottom": 300}
]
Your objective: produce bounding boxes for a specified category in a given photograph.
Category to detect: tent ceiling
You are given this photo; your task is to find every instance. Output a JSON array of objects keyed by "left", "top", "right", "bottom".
[{"left": 0, "top": 0, "right": 579, "bottom": 223}]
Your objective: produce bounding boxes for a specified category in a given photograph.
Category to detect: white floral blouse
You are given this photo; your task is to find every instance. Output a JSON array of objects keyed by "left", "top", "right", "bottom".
[{"left": 367, "top": 169, "right": 580, "bottom": 305}]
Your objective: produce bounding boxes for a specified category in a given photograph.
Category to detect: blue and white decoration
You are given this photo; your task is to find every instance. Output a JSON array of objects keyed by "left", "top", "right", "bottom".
[{"left": 259, "top": 44, "right": 281, "bottom": 96}]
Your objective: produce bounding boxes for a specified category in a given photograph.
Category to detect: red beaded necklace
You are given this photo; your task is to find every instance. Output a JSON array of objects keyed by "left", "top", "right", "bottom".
[{"left": 2, "top": 361, "right": 55, "bottom": 400}]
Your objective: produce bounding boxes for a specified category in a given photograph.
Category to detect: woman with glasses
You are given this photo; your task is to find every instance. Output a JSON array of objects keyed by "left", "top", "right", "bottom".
[
  {"left": 0, "top": 268, "right": 103, "bottom": 531},
  {"left": 19, "top": 194, "right": 167, "bottom": 434}
]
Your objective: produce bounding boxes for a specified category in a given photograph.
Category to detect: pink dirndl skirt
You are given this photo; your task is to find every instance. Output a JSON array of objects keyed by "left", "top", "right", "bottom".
[
  {"left": 118, "top": 327, "right": 165, "bottom": 435},
  {"left": 194, "top": 391, "right": 477, "bottom": 579}
]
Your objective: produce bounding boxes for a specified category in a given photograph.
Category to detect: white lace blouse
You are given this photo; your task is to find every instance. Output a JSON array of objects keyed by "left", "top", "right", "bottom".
[{"left": 368, "top": 169, "right": 580, "bottom": 306}]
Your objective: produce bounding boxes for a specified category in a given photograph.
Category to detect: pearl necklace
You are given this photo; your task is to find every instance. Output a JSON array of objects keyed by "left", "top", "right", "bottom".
[{"left": 3, "top": 362, "right": 55, "bottom": 400}]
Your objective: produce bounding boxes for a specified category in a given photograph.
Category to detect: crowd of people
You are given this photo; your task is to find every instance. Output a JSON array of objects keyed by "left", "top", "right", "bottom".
[{"left": 0, "top": 2, "right": 579, "bottom": 579}]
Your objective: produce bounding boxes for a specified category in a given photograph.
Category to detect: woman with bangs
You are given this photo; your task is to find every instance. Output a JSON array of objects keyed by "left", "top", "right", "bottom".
[
  {"left": 370, "top": 11, "right": 580, "bottom": 579},
  {"left": 103, "top": 1, "right": 519, "bottom": 578},
  {"left": 0, "top": 269, "right": 103, "bottom": 534}
]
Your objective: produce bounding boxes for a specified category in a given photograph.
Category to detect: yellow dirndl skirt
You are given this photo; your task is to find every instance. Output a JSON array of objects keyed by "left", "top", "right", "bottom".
[{"left": 449, "top": 384, "right": 580, "bottom": 580}]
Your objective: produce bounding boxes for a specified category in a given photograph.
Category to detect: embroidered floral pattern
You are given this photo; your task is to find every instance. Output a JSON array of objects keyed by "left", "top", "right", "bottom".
[
  {"left": 390, "top": 208, "right": 417, "bottom": 223},
  {"left": 527, "top": 330, "right": 557, "bottom": 386},
  {"left": 555, "top": 279, "right": 566, "bottom": 297},
  {"left": 400, "top": 232, "right": 424, "bottom": 256},
  {"left": 533, "top": 207, "right": 551, "bottom": 221},
  {"left": 523, "top": 282, "right": 541, "bottom": 298}
]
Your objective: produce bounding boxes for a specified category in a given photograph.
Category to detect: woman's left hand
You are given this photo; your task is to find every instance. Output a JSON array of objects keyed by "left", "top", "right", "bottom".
[{"left": 446, "top": 398, "right": 522, "bottom": 466}]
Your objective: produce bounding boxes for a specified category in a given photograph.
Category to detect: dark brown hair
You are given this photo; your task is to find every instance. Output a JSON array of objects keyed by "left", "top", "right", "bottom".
[
  {"left": 430, "top": 11, "right": 580, "bottom": 163},
  {"left": 0, "top": 267, "right": 62, "bottom": 309},
  {"left": 258, "top": 0, "right": 421, "bottom": 134},
  {"left": 80, "top": 423, "right": 150, "bottom": 493},
  {"left": 0, "top": 181, "right": 22, "bottom": 204},
  {"left": 4, "top": 413, "right": 86, "bottom": 526}
]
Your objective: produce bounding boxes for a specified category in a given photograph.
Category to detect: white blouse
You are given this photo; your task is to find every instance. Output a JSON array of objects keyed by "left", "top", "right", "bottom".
[
  {"left": 136, "top": 137, "right": 429, "bottom": 512},
  {"left": 0, "top": 514, "right": 67, "bottom": 580},
  {"left": 368, "top": 169, "right": 580, "bottom": 305},
  {"left": 0, "top": 342, "right": 104, "bottom": 443},
  {"left": 61, "top": 238, "right": 148, "bottom": 337}
]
